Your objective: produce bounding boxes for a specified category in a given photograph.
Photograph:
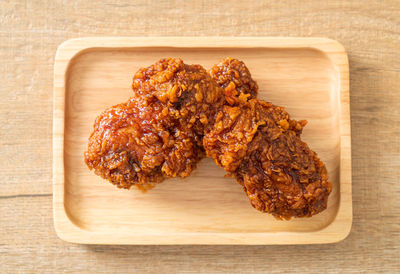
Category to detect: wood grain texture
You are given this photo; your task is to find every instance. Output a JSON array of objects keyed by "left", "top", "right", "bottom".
[
  {"left": 53, "top": 37, "right": 351, "bottom": 244},
  {"left": 0, "top": 0, "right": 399, "bottom": 272}
]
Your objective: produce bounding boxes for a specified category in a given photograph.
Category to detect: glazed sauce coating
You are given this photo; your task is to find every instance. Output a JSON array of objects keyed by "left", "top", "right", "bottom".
[
  {"left": 203, "top": 98, "right": 331, "bottom": 219},
  {"left": 209, "top": 57, "right": 258, "bottom": 104},
  {"left": 85, "top": 57, "right": 332, "bottom": 219},
  {"left": 85, "top": 58, "right": 224, "bottom": 190}
]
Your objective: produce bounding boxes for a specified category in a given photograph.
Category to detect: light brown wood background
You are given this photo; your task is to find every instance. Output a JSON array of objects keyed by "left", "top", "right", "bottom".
[{"left": 0, "top": 0, "right": 399, "bottom": 272}]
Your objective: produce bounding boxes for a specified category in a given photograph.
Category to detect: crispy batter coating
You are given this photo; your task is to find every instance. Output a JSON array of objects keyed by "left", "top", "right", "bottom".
[
  {"left": 84, "top": 98, "right": 204, "bottom": 190},
  {"left": 203, "top": 99, "right": 332, "bottom": 219},
  {"left": 85, "top": 58, "right": 225, "bottom": 189},
  {"left": 132, "top": 58, "right": 225, "bottom": 136},
  {"left": 85, "top": 56, "right": 332, "bottom": 219},
  {"left": 204, "top": 99, "right": 304, "bottom": 173},
  {"left": 209, "top": 57, "right": 258, "bottom": 105}
]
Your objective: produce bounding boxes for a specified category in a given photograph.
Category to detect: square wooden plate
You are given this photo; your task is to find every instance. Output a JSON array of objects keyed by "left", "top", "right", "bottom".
[{"left": 53, "top": 37, "right": 352, "bottom": 245}]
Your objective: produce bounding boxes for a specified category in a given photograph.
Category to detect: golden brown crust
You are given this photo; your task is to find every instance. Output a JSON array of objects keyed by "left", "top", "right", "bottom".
[
  {"left": 84, "top": 98, "right": 205, "bottom": 189},
  {"left": 209, "top": 57, "right": 258, "bottom": 105},
  {"left": 85, "top": 58, "right": 225, "bottom": 189},
  {"left": 203, "top": 99, "right": 331, "bottom": 219},
  {"left": 85, "top": 57, "right": 331, "bottom": 219},
  {"left": 132, "top": 58, "right": 225, "bottom": 135},
  {"left": 203, "top": 99, "right": 304, "bottom": 173}
]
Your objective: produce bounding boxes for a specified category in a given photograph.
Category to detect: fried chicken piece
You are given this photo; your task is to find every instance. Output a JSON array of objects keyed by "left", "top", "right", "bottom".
[
  {"left": 204, "top": 98, "right": 304, "bottom": 172},
  {"left": 132, "top": 58, "right": 225, "bottom": 136},
  {"left": 209, "top": 57, "right": 258, "bottom": 105},
  {"left": 85, "top": 58, "right": 225, "bottom": 190},
  {"left": 204, "top": 99, "right": 332, "bottom": 219},
  {"left": 206, "top": 58, "right": 331, "bottom": 218},
  {"left": 85, "top": 56, "right": 331, "bottom": 219},
  {"left": 84, "top": 97, "right": 204, "bottom": 190}
]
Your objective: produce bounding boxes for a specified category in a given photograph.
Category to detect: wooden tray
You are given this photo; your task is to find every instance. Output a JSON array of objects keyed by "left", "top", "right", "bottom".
[{"left": 53, "top": 37, "right": 352, "bottom": 245}]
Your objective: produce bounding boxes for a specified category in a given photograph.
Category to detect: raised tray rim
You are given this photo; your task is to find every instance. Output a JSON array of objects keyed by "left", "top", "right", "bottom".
[{"left": 53, "top": 37, "right": 352, "bottom": 245}]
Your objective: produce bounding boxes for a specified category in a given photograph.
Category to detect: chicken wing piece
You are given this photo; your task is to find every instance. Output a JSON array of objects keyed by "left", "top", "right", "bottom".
[
  {"left": 204, "top": 99, "right": 331, "bottom": 219},
  {"left": 209, "top": 57, "right": 258, "bottom": 105},
  {"left": 85, "top": 58, "right": 225, "bottom": 190}
]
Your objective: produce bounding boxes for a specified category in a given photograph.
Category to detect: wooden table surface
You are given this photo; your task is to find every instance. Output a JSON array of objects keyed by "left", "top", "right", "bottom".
[{"left": 0, "top": 1, "right": 399, "bottom": 272}]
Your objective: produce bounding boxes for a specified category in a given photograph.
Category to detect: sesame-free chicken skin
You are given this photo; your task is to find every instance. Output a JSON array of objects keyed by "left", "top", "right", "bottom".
[
  {"left": 203, "top": 99, "right": 332, "bottom": 219},
  {"left": 84, "top": 98, "right": 204, "bottom": 190},
  {"left": 132, "top": 58, "right": 225, "bottom": 136},
  {"left": 84, "top": 57, "right": 332, "bottom": 219},
  {"left": 209, "top": 57, "right": 258, "bottom": 104},
  {"left": 85, "top": 58, "right": 225, "bottom": 190}
]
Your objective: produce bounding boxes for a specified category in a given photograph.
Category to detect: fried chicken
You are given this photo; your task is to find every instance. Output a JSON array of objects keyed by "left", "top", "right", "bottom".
[
  {"left": 205, "top": 58, "right": 332, "bottom": 219},
  {"left": 84, "top": 97, "right": 203, "bottom": 190},
  {"left": 132, "top": 58, "right": 225, "bottom": 136},
  {"left": 85, "top": 57, "right": 332, "bottom": 219},
  {"left": 85, "top": 58, "right": 224, "bottom": 190},
  {"left": 209, "top": 57, "right": 258, "bottom": 104},
  {"left": 203, "top": 99, "right": 331, "bottom": 219}
]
